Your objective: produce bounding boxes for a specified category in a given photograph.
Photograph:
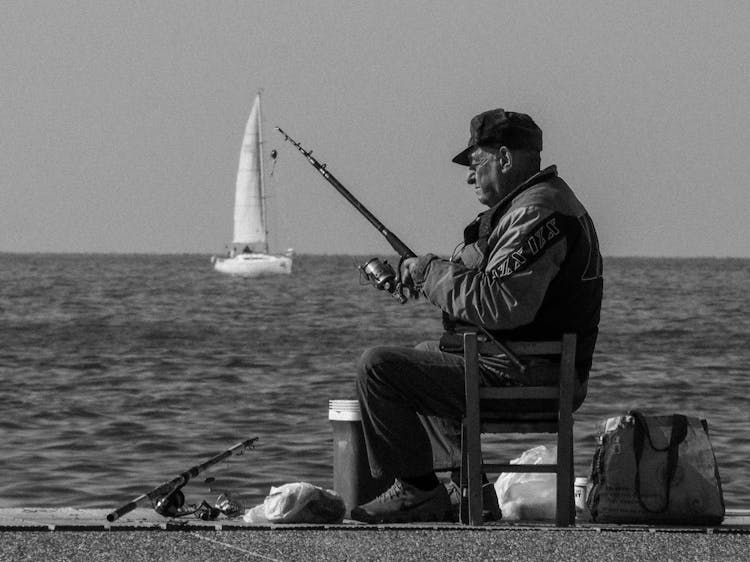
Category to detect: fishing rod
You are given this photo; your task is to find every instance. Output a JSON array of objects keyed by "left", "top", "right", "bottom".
[
  {"left": 276, "top": 127, "right": 525, "bottom": 369},
  {"left": 106, "top": 437, "right": 257, "bottom": 522},
  {"left": 276, "top": 127, "right": 415, "bottom": 303}
]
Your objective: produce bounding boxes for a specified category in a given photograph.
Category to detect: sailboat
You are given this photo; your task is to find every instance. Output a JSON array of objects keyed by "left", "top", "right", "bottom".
[{"left": 212, "top": 92, "right": 293, "bottom": 276}]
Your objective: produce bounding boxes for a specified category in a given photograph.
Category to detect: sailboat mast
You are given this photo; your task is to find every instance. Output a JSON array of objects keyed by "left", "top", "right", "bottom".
[{"left": 257, "top": 91, "right": 270, "bottom": 254}]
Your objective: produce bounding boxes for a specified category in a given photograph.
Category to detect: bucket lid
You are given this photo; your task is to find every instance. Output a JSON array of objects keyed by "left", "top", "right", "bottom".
[
  {"left": 328, "top": 399, "right": 361, "bottom": 421},
  {"left": 575, "top": 477, "right": 589, "bottom": 486}
]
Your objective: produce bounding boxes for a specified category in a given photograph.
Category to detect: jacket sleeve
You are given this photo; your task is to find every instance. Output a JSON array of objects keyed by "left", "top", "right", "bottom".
[{"left": 415, "top": 205, "right": 568, "bottom": 330}]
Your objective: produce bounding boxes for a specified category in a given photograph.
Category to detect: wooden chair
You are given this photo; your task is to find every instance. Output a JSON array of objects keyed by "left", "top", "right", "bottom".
[{"left": 459, "top": 332, "right": 577, "bottom": 526}]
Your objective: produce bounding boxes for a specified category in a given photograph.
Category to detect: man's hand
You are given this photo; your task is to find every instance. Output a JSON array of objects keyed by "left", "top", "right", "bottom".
[
  {"left": 400, "top": 256, "right": 419, "bottom": 293},
  {"left": 399, "top": 254, "right": 440, "bottom": 299}
]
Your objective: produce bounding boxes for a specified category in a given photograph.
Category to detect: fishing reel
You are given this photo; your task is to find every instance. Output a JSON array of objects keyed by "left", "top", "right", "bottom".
[
  {"left": 154, "top": 487, "right": 187, "bottom": 517},
  {"left": 359, "top": 257, "right": 408, "bottom": 304},
  {"left": 154, "top": 487, "right": 223, "bottom": 520}
]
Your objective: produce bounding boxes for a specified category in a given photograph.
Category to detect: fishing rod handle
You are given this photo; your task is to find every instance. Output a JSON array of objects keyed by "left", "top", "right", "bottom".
[{"left": 106, "top": 500, "right": 138, "bottom": 522}]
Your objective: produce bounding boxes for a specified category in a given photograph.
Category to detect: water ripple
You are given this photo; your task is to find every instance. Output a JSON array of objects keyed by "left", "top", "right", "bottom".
[{"left": 1, "top": 254, "right": 749, "bottom": 510}]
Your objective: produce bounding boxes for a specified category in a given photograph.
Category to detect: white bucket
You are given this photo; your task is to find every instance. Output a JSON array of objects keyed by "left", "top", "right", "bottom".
[
  {"left": 328, "top": 398, "right": 387, "bottom": 514},
  {"left": 328, "top": 399, "right": 361, "bottom": 422}
]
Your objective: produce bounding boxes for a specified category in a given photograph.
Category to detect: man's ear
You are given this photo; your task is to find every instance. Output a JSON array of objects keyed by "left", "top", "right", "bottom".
[{"left": 498, "top": 146, "right": 512, "bottom": 173}]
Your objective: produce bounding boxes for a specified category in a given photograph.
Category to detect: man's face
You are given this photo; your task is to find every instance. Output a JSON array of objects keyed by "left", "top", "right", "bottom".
[{"left": 467, "top": 146, "right": 507, "bottom": 207}]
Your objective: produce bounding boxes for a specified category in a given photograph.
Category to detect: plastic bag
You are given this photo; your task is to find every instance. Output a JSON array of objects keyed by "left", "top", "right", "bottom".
[
  {"left": 495, "top": 444, "right": 557, "bottom": 521},
  {"left": 243, "top": 482, "right": 346, "bottom": 524}
]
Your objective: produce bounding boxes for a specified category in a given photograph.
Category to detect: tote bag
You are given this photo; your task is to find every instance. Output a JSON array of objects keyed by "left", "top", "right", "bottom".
[{"left": 587, "top": 411, "right": 724, "bottom": 525}]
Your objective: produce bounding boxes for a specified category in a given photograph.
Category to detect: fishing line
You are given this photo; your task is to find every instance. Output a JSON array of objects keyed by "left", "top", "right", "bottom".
[
  {"left": 200, "top": 433, "right": 253, "bottom": 516},
  {"left": 266, "top": 146, "right": 289, "bottom": 255},
  {"left": 189, "top": 532, "right": 284, "bottom": 562}
]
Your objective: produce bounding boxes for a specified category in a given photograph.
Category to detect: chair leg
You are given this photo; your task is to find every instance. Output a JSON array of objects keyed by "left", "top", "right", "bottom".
[
  {"left": 459, "top": 424, "right": 484, "bottom": 525},
  {"left": 556, "top": 333, "right": 576, "bottom": 526},
  {"left": 463, "top": 333, "right": 483, "bottom": 525},
  {"left": 466, "top": 433, "right": 483, "bottom": 525},
  {"left": 459, "top": 425, "right": 468, "bottom": 524},
  {"left": 556, "top": 425, "right": 575, "bottom": 526}
]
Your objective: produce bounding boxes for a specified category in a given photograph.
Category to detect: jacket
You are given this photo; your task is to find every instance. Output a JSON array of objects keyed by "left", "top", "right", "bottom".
[{"left": 412, "top": 166, "right": 603, "bottom": 373}]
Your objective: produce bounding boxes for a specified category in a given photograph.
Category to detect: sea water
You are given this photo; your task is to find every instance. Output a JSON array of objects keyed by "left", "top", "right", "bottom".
[{"left": 1, "top": 254, "right": 748, "bottom": 510}]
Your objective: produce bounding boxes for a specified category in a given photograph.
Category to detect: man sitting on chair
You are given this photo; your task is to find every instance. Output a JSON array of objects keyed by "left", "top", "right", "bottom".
[{"left": 352, "top": 108, "right": 603, "bottom": 523}]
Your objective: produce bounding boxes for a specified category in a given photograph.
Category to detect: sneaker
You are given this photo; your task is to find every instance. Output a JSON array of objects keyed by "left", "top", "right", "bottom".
[
  {"left": 350, "top": 479, "right": 452, "bottom": 524},
  {"left": 444, "top": 479, "right": 502, "bottom": 522}
]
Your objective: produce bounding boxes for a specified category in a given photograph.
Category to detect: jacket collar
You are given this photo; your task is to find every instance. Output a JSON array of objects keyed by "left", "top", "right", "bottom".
[
  {"left": 498, "top": 165, "right": 558, "bottom": 209},
  {"left": 476, "top": 165, "right": 558, "bottom": 238}
]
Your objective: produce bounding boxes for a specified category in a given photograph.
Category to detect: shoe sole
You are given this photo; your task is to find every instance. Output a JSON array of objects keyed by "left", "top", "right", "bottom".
[{"left": 352, "top": 507, "right": 453, "bottom": 524}]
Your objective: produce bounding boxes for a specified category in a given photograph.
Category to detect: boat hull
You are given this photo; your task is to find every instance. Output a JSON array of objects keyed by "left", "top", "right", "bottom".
[{"left": 212, "top": 253, "right": 293, "bottom": 277}]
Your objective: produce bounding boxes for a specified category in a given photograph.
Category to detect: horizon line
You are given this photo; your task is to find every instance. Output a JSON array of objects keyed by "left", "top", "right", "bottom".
[{"left": 2, "top": 251, "right": 749, "bottom": 260}]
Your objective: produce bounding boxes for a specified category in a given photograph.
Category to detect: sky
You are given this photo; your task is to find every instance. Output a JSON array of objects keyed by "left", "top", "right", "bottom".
[{"left": 2, "top": 1, "right": 749, "bottom": 257}]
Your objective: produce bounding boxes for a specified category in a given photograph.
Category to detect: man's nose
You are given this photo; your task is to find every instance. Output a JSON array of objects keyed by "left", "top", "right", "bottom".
[{"left": 467, "top": 171, "right": 476, "bottom": 185}]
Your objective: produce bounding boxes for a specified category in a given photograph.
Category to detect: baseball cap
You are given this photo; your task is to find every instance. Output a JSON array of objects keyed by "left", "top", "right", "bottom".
[{"left": 452, "top": 108, "right": 542, "bottom": 165}]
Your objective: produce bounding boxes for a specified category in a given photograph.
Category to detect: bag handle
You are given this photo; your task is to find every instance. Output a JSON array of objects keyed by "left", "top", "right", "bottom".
[{"left": 630, "top": 411, "right": 688, "bottom": 513}]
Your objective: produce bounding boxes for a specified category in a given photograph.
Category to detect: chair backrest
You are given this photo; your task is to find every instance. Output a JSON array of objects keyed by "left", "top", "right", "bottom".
[{"left": 464, "top": 333, "right": 577, "bottom": 432}]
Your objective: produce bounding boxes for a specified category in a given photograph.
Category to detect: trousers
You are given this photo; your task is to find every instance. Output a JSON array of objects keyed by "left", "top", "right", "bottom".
[{"left": 356, "top": 340, "right": 587, "bottom": 480}]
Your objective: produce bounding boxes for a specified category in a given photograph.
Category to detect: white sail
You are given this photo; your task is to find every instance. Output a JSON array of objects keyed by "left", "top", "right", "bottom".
[
  {"left": 212, "top": 91, "right": 293, "bottom": 276},
  {"left": 233, "top": 94, "right": 266, "bottom": 249}
]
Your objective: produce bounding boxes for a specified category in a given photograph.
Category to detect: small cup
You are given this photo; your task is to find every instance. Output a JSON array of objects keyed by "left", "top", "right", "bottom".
[{"left": 574, "top": 477, "right": 589, "bottom": 516}]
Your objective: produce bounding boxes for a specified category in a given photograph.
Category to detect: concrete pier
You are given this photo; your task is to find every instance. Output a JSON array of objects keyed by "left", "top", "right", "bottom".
[{"left": 1, "top": 508, "right": 749, "bottom": 561}]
